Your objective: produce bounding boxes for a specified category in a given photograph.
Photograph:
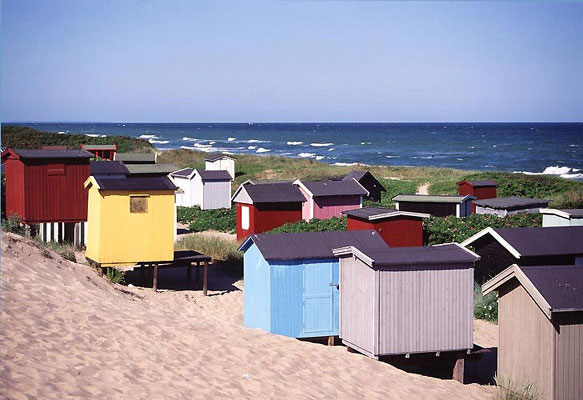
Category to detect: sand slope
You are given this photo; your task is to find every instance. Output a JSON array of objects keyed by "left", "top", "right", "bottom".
[{"left": 0, "top": 233, "right": 494, "bottom": 399}]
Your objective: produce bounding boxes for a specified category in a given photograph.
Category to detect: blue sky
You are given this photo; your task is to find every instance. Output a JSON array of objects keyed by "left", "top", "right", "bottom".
[{"left": 2, "top": 1, "right": 582, "bottom": 122}]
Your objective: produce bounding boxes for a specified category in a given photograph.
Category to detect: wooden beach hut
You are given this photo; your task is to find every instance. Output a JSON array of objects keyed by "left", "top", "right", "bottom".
[
  {"left": 114, "top": 152, "right": 157, "bottom": 164},
  {"left": 392, "top": 194, "right": 475, "bottom": 218},
  {"left": 1, "top": 148, "right": 92, "bottom": 245},
  {"left": 343, "top": 171, "right": 386, "bottom": 202},
  {"left": 81, "top": 144, "right": 117, "bottom": 160},
  {"left": 540, "top": 208, "right": 583, "bottom": 227},
  {"left": 231, "top": 181, "right": 305, "bottom": 241},
  {"left": 294, "top": 179, "right": 368, "bottom": 221},
  {"left": 342, "top": 207, "right": 430, "bottom": 247},
  {"left": 474, "top": 196, "right": 549, "bottom": 217},
  {"left": 457, "top": 180, "right": 497, "bottom": 213},
  {"left": 90, "top": 161, "right": 129, "bottom": 179},
  {"left": 240, "top": 230, "right": 388, "bottom": 340},
  {"left": 170, "top": 168, "right": 232, "bottom": 209},
  {"left": 84, "top": 176, "right": 178, "bottom": 267},
  {"left": 332, "top": 244, "right": 478, "bottom": 367},
  {"left": 205, "top": 153, "right": 236, "bottom": 179},
  {"left": 482, "top": 264, "right": 583, "bottom": 400},
  {"left": 462, "top": 226, "right": 583, "bottom": 281}
]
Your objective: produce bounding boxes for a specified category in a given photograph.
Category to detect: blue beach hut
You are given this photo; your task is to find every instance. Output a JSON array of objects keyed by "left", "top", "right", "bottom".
[{"left": 239, "top": 230, "right": 388, "bottom": 339}]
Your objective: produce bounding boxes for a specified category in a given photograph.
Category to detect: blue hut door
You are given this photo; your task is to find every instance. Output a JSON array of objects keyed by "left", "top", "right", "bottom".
[{"left": 302, "top": 261, "right": 338, "bottom": 335}]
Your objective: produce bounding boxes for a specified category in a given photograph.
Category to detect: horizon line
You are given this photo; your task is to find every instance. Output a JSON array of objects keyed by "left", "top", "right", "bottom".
[{"left": 4, "top": 120, "right": 583, "bottom": 124}]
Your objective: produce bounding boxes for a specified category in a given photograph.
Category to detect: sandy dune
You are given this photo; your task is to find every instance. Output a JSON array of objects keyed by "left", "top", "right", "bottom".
[{"left": 1, "top": 233, "right": 495, "bottom": 399}]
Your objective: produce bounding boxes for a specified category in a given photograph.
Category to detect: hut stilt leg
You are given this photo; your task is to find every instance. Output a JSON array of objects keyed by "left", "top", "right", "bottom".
[
  {"left": 24, "top": 224, "right": 31, "bottom": 238},
  {"left": 327, "top": 336, "right": 334, "bottom": 346},
  {"left": 203, "top": 260, "right": 209, "bottom": 296},
  {"left": 452, "top": 356, "right": 465, "bottom": 383},
  {"left": 153, "top": 264, "right": 159, "bottom": 292}
]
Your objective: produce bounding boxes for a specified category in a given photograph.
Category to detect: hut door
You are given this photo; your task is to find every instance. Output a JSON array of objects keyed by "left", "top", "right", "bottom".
[{"left": 302, "top": 262, "right": 338, "bottom": 335}]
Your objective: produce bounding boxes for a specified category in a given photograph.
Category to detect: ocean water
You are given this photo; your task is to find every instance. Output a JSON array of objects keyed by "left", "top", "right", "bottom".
[{"left": 9, "top": 122, "right": 583, "bottom": 177}]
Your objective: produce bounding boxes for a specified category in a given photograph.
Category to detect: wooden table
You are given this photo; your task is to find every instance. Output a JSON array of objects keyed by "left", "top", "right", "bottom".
[{"left": 138, "top": 250, "right": 212, "bottom": 295}]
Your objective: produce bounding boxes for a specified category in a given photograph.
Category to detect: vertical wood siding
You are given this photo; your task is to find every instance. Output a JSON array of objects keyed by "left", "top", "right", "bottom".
[
  {"left": 397, "top": 201, "right": 457, "bottom": 217},
  {"left": 554, "top": 313, "right": 583, "bottom": 400},
  {"left": 4, "top": 158, "right": 25, "bottom": 219},
  {"left": 458, "top": 184, "right": 496, "bottom": 213},
  {"left": 543, "top": 214, "right": 583, "bottom": 227},
  {"left": 346, "top": 216, "right": 423, "bottom": 247},
  {"left": 313, "top": 195, "right": 361, "bottom": 220},
  {"left": 298, "top": 185, "right": 312, "bottom": 221},
  {"left": 236, "top": 202, "right": 303, "bottom": 241},
  {"left": 201, "top": 180, "right": 231, "bottom": 210},
  {"left": 243, "top": 243, "right": 271, "bottom": 331},
  {"left": 498, "top": 281, "right": 555, "bottom": 400},
  {"left": 205, "top": 159, "right": 235, "bottom": 180}
]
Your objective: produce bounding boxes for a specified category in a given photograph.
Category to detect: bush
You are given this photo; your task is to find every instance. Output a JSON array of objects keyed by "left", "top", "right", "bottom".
[
  {"left": 179, "top": 207, "right": 236, "bottom": 233},
  {"left": 106, "top": 268, "right": 126, "bottom": 284},
  {"left": 268, "top": 217, "right": 347, "bottom": 233},
  {"left": 38, "top": 240, "right": 77, "bottom": 262},
  {"left": 474, "top": 282, "right": 498, "bottom": 322},
  {"left": 176, "top": 235, "right": 243, "bottom": 277},
  {"left": 493, "top": 374, "right": 541, "bottom": 400},
  {"left": 2, "top": 213, "right": 25, "bottom": 235},
  {"left": 424, "top": 213, "right": 542, "bottom": 245}
]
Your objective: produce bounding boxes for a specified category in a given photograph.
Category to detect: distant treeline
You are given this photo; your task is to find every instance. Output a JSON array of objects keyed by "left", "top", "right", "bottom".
[{"left": 1, "top": 125, "right": 153, "bottom": 153}]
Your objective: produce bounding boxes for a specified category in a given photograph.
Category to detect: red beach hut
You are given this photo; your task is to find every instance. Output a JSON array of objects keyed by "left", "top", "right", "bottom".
[
  {"left": 457, "top": 180, "right": 497, "bottom": 213},
  {"left": 342, "top": 207, "right": 430, "bottom": 247}
]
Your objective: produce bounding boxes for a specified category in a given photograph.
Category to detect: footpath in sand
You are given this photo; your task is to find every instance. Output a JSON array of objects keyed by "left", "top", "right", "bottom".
[{"left": 0, "top": 233, "right": 496, "bottom": 399}]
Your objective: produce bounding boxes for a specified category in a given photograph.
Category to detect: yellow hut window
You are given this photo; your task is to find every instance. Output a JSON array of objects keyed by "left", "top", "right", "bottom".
[{"left": 130, "top": 195, "right": 149, "bottom": 214}]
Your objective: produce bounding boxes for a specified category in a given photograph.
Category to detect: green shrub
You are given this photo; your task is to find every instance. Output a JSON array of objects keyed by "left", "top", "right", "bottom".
[
  {"left": 181, "top": 207, "right": 236, "bottom": 233},
  {"left": 1, "top": 213, "right": 25, "bottom": 235},
  {"left": 106, "top": 268, "right": 126, "bottom": 284},
  {"left": 493, "top": 374, "right": 541, "bottom": 400},
  {"left": 474, "top": 282, "right": 498, "bottom": 322},
  {"left": 424, "top": 213, "right": 542, "bottom": 245},
  {"left": 39, "top": 240, "right": 77, "bottom": 262},
  {"left": 268, "top": 217, "right": 347, "bottom": 233}
]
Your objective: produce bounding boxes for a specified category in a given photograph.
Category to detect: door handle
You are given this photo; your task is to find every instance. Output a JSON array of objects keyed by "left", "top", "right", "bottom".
[{"left": 329, "top": 283, "right": 339, "bottom": 290}]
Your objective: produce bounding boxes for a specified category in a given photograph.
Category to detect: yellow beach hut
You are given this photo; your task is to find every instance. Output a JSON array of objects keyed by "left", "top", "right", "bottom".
[{"left": 84, "top": 176, "right": 178, "bottom": 267}]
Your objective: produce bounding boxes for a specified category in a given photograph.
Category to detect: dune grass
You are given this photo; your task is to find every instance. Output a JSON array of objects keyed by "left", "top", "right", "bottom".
[
  {"left": 493, "top": 375, "right": 541, "bottom": 400},
  {"left": 175, "top": 234, "right": 243, "bottom": 277}
]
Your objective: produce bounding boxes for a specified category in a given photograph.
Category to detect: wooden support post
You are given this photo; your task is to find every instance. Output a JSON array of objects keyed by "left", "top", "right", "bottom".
[
  {"left": 327, "top": 336, "right": 335, "bottom": 346},
  {"left": 452, "top": 356, "right": 465, "bottom": 383},
  {"left": 153, "top": 263, "right": 159, "bottom": 292},
  {"left": 203, "top": 260, "right": 209, "bottom": 296},
  {"left": 187, "top": 265, "right": 192, "bottom": 283},
  {"left": 24, "top": 224, "right": 31, "bottom": 238}
]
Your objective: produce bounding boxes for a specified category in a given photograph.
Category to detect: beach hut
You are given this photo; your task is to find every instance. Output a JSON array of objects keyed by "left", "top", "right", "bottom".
[
  {"left": 343, "top": 171, "right": 386, "bottom": 202},
  {"left": 90, "top": 161, "right": 129, "bottom": 179},
  {"left": 114, "top": 152, "right": 157, "bottom": 164},
  {"left": 294, "top": 179, "right": 368, "bottom": 222},
  {"left": 457, "top": 180, "right": 497, "bottom": 213},
  {"left": 205, "top": 153, "right": 236, "bottom": 179},
  {"left": 170, "top": 168, "right": 232, "bottom": 209},
  {"left": 84, "top": 176, "right": 178, "bottom": 267},
  {"left": 1, "top": 148, "right": 92, "bottom": 246},
  {"left": 461, "top": 226, "right": 583, "bottom": 281},
  {"left": 392, "top": 194, "right": 475, "bottom": 218},
  {"left": 81, "top": 144, "right": 117, "bottom": 160},
  {"left": 342, "top": 207, "right": 429, "bottom": 247},
  {"left": 474, "top": 196, "right": 549, "bottom": 217},
  {"left": 332, "top": 244, "right": 478, "bottom": 373},
  {"left": 482, "top": 264, "right": 583, "bottom": 400},
  {"left": 231, "top": 181, "right": 306, "bottom": 241},
  {"left": 240, "top": 230, "right": 388, "bottom": 340},
  {"left": 124, "top": 163, "right": 179, "bottom": 178},
  {"left": 540, "top": 208, "right": 583, "bottom": 227}
]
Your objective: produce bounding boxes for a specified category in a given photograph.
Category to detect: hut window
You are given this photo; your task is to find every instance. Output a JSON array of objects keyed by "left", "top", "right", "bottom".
[
  {"left": 241, "top": 206, "right": 250, "bottom": 230},
  {"left": 130, "top": 196, "right": 148, "bottom": 214},
  {"left": 47, "top": 164, "right": 65, "bottom": 175}
]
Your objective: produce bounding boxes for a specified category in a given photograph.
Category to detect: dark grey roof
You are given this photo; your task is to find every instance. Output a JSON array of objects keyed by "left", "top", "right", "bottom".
[
  {"left": 393, "top": 194, "right": 473, "bottom": 203},
  {"left": 171, "top": 168, "right": 194, "bottom": 177},
  {"left": 81, "top": 144, "right": 117, "bottom": 150},
  {"left": 115, "top": 153, "right": 156, "bottom": 163},
  {"left": 341, "top": 207, "right": 429, "bottom": 220},
  {"left": 241, "top": 230, "right": 388, "bottom": 261},
  {"left": 301, "top": 180, "right": 368, "bottom": 197},
  {"left": 363, "top": 244, "right": 479, "bottom": 267},
  {"left": 560, "top": 209, "right": 583, "bottom": 218},
  {"left": 495, "top": 226, "right": 583, "bottom": 257},
  {"left": 90, "top": 161, "right": 129, "bottom": 175},
  {"left": 125, "top": 164, "right": 178, "bottom": 175},
  {"left": 205, "top": 153, "right": 236, "bottom": 162},
  {"left": 243, "top": 182, "right": 306, "bottom": 203},
  {"left": 343, "top": 170, "right": 367, "bottom": 181},
  {"left": 198, "top": 170, "right": 232, "bottom": 181},
  {"left": 5, "top": 148, "right": 93, "bottom": 159},
  {"left": 93, "top": 177, "right": 177, "bottom": 191},
  {"left": 458, "top": 180, "right": 497, "bottom": 188},
  {"left": 521, "top": 265, "right": 583, "bottom": 313},
  {"left": 475, "top": 196, "right": 549, "bottom": 210}
]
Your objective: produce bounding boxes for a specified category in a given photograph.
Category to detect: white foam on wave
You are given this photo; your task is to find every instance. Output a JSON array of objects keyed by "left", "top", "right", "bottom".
[
  {"left": 256, "top": 147, "right": 270, "bottom": 153},
  {"left": 228, "top": 137, "right": 236, "bottom": 142},
  {"left": 298, "top": 153, "right": 316, "bottom": 158},
  {"left": 385, "top": 155, "right": 398, "bottom": 159},
  {"left": 182, "top": 137, "right": 197, "bottom": 141},
  {"left": 140, "top": 134, "right": 159, "bottom": 139},
  {"left": 248, "top": 139, "right": 268, "bottom": 143},
  {"left": 514, "top": 165, "right": 583, "bottom": 180},
  {"left": 287, "top": 141, "right": 303, "bottom": 145},
  {"left": 334, "top": 162, "right": 358, "bottom": 166},
  {"left": 316, "top": 156, "right": 325, "bottom": 161},
  {"left": 57, "top": 131, "right": 65, "bottom": 134},
  {"left": 85, "top": 134, "right": 100, "bottom": 137},
  {"left": 248, "top": 146, "right": 256, "bottom": 150},
  {"left": 310, "top": 142, "right": 333, "bottom": 147},
  {"left": 149, "top": 139, "right": 169, "bottom": 144}
]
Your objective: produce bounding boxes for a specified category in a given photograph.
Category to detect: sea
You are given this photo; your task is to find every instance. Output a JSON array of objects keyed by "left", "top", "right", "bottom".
[{"left": 8, "top": 122, "right": 583, "bottom": 178}]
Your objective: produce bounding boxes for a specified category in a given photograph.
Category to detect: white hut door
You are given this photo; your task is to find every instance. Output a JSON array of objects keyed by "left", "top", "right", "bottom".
[{"left": 302, "top": 262, "right": 338, "bottom": 334}]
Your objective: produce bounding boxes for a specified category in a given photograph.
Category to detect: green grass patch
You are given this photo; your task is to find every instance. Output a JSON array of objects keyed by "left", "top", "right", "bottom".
[
  {"left": 105, "top": 268, "right": 126, "bottom": 284},
  {"left": 474, "top": 282, "right": 498, "bottom": 322},
  {"left": 33, "top": 238, "right": 77, "bottom": 262},
  {"left": 177, "top": 206, "right": 236, "bottom": 233},
  {"left": 176, "top": 234, "right": 243, "bottom": 277},
  {"left": 268, "top": 216, "right": 347, "bottom": 233}
]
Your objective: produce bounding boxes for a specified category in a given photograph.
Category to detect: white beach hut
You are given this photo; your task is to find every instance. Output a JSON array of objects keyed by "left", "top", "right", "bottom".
[
  {"left": 205, "top": 153, "right": 236, "bottom": 179},
  {"left": 171, "top": 168, "right": 232, "bottom": 210}
]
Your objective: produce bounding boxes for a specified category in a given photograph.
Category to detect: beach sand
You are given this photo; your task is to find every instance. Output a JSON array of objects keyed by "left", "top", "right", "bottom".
[{"left": 1, "top": 232, "right": 496, "bottom": 399}]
